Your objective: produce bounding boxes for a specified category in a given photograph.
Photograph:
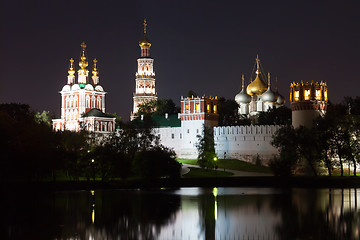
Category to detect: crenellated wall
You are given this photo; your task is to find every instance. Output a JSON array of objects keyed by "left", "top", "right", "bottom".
[
  {"left": 214, "top": 125, "right": 281, "bottom": 164},
  {"left": 155, "top": 123, "right": 281, "bottom": 164}
]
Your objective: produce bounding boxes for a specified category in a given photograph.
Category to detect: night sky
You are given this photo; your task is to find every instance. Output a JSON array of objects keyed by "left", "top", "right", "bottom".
[{"left": 1, "top": 1, "right": 360, "bottom": 120}]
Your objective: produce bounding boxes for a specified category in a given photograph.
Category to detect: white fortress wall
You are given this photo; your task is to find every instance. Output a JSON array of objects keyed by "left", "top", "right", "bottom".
[
  {"left": 214, "top": 125, "right": 281, "bottom": 163},
  {"left": 153, "top": 127, "right": 182, "bottom": 156},
  {"left": 179, "top": 120, "right": 204, "bottom": 159}
]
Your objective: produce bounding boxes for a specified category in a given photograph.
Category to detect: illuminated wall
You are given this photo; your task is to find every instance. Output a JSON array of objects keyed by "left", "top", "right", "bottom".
[{"left": 290, "top": 81, "right": 327, "bottom": 128}]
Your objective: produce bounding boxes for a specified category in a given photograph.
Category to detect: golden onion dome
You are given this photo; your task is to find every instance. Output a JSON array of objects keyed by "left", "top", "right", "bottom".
[
  {"left": 139, "top": 36, "right": 151, "bottom": 47},
  {"left": 246, "top": 74, "right": 267, "bottom": 95}
]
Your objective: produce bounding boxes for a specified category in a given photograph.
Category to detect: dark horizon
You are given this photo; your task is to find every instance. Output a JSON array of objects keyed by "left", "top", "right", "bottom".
[{"left": 1, "top": 1, "right": 359, "bottom": 120}]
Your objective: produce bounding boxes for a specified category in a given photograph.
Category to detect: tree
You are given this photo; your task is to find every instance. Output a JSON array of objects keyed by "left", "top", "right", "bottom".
[
  {"left": 217, "top": 97, "right": 240, "bottom": 126},
  {"left": 133, "top": 146, "right": 181, "bottom": 179},
  {"left": 270, "top": 124, "right": 299, "bottom": 176},
  {"left": 34, "top": 110, "right": 52, "bottom": 126},
  {"left": 196, "top": 125, "right": 217, "bottom": 170},
  {"left": 187, "top": 90, "right": 197, "bottom": 98},
  {"left": 135, "top": 99, "right": 180, "bottom": 118},
  {"left": 296, "top": 126, "right": 321, "bottom": 176},
  {"left": 257, "top": 106, "right": 291, "bottom": 125}
]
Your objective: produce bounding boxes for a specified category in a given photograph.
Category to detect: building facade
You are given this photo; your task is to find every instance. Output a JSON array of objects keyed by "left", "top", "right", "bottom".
[
  {"left": 52, "top": 42, "right": 115, "bottom": 133},
  {"left": 131, "top": 19, "right": 157, "bottom": 120}
]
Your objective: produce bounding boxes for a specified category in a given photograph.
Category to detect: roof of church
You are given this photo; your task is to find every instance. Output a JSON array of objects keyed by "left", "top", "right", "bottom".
[
  {"left": 83, "top": 108, "right": 114, "bottom": 118},
  {"left": 152, "top": 114, "right": 181, "bottom": 128}
]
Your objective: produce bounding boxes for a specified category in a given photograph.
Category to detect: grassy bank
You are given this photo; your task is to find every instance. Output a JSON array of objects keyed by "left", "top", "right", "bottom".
[{"left": 178, "top": 158, "right": 271, "bottom": 173}]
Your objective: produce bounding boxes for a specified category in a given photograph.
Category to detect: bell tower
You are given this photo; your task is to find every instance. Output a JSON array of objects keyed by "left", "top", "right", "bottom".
[{"left": 131, "top": 19, "right": 157, "bottom": 120}]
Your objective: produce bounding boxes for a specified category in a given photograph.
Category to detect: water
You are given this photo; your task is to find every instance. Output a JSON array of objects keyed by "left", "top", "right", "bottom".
[{"left": 2, "top": 187, "right": 360, "bottom": 239}]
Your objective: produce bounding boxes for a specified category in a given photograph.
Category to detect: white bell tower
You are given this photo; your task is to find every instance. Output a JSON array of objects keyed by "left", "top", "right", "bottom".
[{"left": 131, "top": 19, "right": 157, "bottom": 120}]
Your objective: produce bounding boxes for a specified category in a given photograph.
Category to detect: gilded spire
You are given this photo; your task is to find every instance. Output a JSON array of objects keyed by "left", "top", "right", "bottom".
[
  {"left": 241, "top": 74, "right": 245, "bottom": 90},
  {"left": 68, "top": 58, "right": 75, "bottom": 76},
  {"left": 255, "top": 55, "right": 260, "bottom": 75},
  {"left": 267, "top": 72, "right": 271, "bottom": 87},
  {"left": 92, "top": 58, "right": 98, "bottom": 77},
  {"left": 79, "top": 42, "right": 88, "bottom": 71},
  {"left": 144, "top": 19, "right": 147, "bottom": 35},
  {"left": 139, "top": 19, "right": 151, "bottom": 48}
]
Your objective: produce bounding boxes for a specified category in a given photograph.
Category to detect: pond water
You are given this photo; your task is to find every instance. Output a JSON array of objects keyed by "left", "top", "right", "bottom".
[{"left": 2, "top": 187, "right": 360, "bottom": 239}]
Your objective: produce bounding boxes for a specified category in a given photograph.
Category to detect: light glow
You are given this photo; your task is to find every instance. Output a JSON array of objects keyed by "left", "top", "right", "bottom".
[
  {"left": 294, "top": 91, "right": 299, "bottom": 101},
  {"left": 316, "top": 89, "right": 321, "bottom": 100},
  {"left": 304, "top": 89, "right": 310, "bottom": 100}
]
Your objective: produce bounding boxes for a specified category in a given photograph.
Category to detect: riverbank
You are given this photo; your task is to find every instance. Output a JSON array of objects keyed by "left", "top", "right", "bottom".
[{"left": 3, "top": 176, "right": 360, "bottom": 192}]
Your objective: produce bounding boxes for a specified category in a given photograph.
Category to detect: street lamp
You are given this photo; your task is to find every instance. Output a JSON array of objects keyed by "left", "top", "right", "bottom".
[{"left": 91, "top": 159, "right": 95, "bottom": 182}]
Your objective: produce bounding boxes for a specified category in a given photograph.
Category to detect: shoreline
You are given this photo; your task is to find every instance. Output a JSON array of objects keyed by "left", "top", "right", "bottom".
[{"left": 3, "top": 176, "right": 360, "bottom": 191}]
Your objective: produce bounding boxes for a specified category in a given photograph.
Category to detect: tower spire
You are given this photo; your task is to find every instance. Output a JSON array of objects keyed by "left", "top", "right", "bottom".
[
  {"left": 92, "top": 58, "right": 98, "bottom": 77},
  {"left": 92, "top": 58, "right": 99, "bottom": 85},
  {"left": 139, "top": 19, "right": 151, "bottom": 57},
  {"left": 78, "top": 42, "right": 89, "bottom": 84},
  {"left": 67, "top": 58, "right": 75, "bottom": 85},
  {"left": 268, "top": 72, "right": 271, "bottom": 88},
  {"left": 68, "top": 58, "right": 75, "bottom": 76},
  {"left": 241, "top": 74, "right": 245, "bottom": 90},
  {"left": 255, "top": 55, "right": 260, "bottom": 75},
  {"left": 144, "top": 19, "right": 147, "bottom": 35},
  {"left": 79, "top": 42, "right": 88, "bottom": 71}
]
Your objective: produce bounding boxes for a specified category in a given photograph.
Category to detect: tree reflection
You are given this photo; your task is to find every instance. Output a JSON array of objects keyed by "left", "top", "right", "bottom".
[
  {"left": 1, "top": 189, "right": 181, "bottom": 240},
  {"left": 271, "top": 188, "right": 360, "bottom": 239}
]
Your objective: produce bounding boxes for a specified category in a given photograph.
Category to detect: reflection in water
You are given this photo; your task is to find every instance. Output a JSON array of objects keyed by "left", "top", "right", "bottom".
[{"left": 1, "top": 187, "right": 360, "bottom": 239}]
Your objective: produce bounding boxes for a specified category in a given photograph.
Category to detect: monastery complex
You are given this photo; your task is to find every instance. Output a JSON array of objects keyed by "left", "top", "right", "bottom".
[{"left": 53, "top": 20, "right": 328, "bottom": 162}]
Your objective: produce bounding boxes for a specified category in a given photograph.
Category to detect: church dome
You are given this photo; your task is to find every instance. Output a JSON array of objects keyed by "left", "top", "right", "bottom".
[
  {"left": 276, "top": 92, "right": 286, "bottom": 105},
  {"left": 246, "top": 74, "right": 267, "bottom": 96},
  {"left": 139, "top": 36, "right": 151, "bottom": 47},
  {"left": 62, "top": 85, "right": 71, "bottom": 92},
  {"left": 95, "top": 85, "right": 104, "bottom": 92},
  {"left": 71, "top": 84, "right": 80, "bottom": 91},
  {"left": 235, "top": 89, "right": 251, "bottom": 104},
  {"left": 85, "top": 84, "right": 94, "bottom": 91},
  {"left": 261, "top": 87, "right": 277, "bottom": 102}
]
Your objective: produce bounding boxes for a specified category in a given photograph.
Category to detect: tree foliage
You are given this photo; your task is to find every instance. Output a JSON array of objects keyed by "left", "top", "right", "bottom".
[
  {"left": 196, "top": 125, "right": 217, "bottom": 169},
  {"left": 0, "top": 103, "right": 182, "bottom": 182},
  {"left": 257, "top": 106, "right": 291, "bottom": 125},
  {"left": 136, "top": 99, "right": 179, "bottom": 118},
  {"left": 272, "top": 98, "right": 360, "bottom": 176}
]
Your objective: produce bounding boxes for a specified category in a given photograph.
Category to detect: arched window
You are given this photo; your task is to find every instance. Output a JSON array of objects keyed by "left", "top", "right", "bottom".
[
  {"left": 108, "top": 122, "right": 112, "bottom": 131},
  {"left": 70, "top": 96, "right": 73, "bottom": 108},
  {"left": 86, "top": 95, "right": 90, "bottom": 108},
  {"left": 95, "top": 122, "right": 100, "bottom": 131},
  {"left": 74, "top": 96, "right": 78, "bottom": 107},
  {"left": 66, "top": 97, "right": 69, "bottom": 108},
  {"left": 97, "top": 97, "right": 102, "bottom": 109},
  {"left": 91, "top": 96, "right": 96, "bottom": 108}
]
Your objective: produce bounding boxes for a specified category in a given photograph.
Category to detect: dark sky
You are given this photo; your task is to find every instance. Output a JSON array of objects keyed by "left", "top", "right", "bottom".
[{"left": 1, "top": 1, "right": 360, "bottom": 120}]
